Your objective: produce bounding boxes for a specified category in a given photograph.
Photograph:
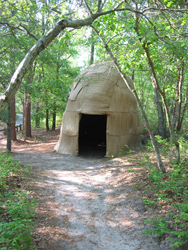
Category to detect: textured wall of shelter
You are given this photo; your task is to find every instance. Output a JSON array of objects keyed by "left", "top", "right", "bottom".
[{"left": 55, "top": 62, "right": 142, "bottom": 156}]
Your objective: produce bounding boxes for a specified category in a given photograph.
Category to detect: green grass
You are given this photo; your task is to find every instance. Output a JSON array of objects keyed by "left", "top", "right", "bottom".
[{"left": 0, "top": 153, "right": 37, "bottom": 250}]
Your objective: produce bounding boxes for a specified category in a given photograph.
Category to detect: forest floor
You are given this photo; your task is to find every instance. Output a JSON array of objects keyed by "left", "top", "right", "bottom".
[{"left": 0, "top": 129, "right": 184, "bottom": 250}]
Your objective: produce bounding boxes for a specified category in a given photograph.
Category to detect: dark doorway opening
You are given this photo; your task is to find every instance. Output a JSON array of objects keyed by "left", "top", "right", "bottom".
[{"left": 79, "top": 114, "right": 107, "bottom": 158}]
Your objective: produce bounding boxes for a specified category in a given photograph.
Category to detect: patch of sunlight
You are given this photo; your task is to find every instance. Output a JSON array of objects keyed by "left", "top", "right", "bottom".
[
  {"left": 16, "top": 148, "right": 33, "bottom": 151},
  {"left": 104, "top": 189, "right": 114, "bottom": 194},
  {"left": 31, "top": 142, "right": 56, "bottom": 146},
  {"left": 36, "top": 226, "right": 68, "bottom": 237},
  {"left": 121, "top": 218, "right": 134, "bottom": 227}
]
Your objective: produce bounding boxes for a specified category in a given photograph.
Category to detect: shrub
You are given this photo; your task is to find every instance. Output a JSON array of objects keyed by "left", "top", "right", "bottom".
[{"left": 0, "top": 153, "right": 37, "bottom": 250}]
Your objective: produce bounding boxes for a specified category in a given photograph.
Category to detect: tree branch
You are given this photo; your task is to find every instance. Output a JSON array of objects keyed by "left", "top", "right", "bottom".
[
  {"left": 19, "top": 25, "right": 38, "bottom": 40},
  {"left": 50, "top": 1, "right": 66, "bottom": 15},
  {"left": 142, "top": 6, "right": 188, "bottom": 13},
  {"left": 0, "top": 22, "right": 38, "bottom": 41},
  {"left": 0, "top": 9, "right": 119, "bottom": 113},
  {"left": 83, "top": 0, "right": 93, "bottom": 15},
  {"left": 97, "top": 0, "right": 102, "bottom": 12}
]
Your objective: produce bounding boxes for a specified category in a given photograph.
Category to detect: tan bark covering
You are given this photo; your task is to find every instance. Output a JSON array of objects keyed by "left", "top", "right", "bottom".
[{"left": 55, "top": 62, "right": 142, "bottom": 156}]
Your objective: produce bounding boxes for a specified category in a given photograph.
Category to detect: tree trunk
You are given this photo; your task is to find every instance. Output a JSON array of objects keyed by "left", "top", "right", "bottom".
[
  {"left": 90, "top": 43, "right": 95, "bottom": 65},
  {"left": 24, "top": 94, "right": 32, "bottom": 139},
  {"left": 90, "top": 30, "right": 95, "bottom": 65},
  {"left": 7, "top": 103, "right": 11, "bottom": 152},
  {"left": 133, "top": 12, "right": 166, "bottom": 139},
  {"left": 178, "top": 86, "right": 188, "bottom": 131},
  {"left": 46, "top": 109, "right": 49, "bottom": 131},
  {"left": 35, "top": 102, "right": 40, "bottom": 128},
  {"left": 152, "top": 82, "right": 166, "bottom": 138},
  {"left": 133, "top": 36, "right": 166, "bottom": 138},
  {"left": 142, "top": 43, "right": 180, "bottom": 163},
  {"left": 52, "top": 104, "right": 56, "bottom": 131},
  {"left": 132, "top": 70, "right": 135, "bottom": 81},
  {"left": 24, "top": 63, "right": 36, "bottom": 139},
  {"left": 172, "top": 61, "right": 184, "bottom": 132},
  {"left": 92, "top": 25, "right": 166, "bottom": 173},
  {"left": 11, "top": 95, "right": 16, "bottom": 140}
]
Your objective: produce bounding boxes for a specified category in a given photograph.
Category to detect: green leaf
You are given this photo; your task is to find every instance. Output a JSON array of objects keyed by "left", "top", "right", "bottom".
[{"left": 167, "top": 1, "right": 172, "bottom": 7}]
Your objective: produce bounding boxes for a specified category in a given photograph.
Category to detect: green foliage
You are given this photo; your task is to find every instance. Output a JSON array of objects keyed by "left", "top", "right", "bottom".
[
  {"left": 144, "top": 216, "right": 171, "bottom": 236},
  {"left": 119, "top": 145, "right": 135, "bottom": 156},
  {"left": 0, "top": 153, "right": 37, "bottom": 250},
  {"left": 141, "top": 137, "right": 188, "bottom": 248},
  {"left": 143, "top": 199, "right": 156, "bottom": 207},
  {"left": 0, "top": 154, "right": 20, "bottom": 189}
]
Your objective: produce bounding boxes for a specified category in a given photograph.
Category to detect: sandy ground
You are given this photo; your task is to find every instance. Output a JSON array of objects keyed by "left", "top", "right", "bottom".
[{"left": 0, "top": 130, "right": 174, "bottom": 250}]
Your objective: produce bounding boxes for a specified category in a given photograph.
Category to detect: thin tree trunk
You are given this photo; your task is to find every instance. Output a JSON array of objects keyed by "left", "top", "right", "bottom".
[
  {"left": 46, "top": 109, "right": 49, "bottom": 131},
  {"left": 7, "top": 103, "right": 11, "bottom": 152},
  {"left": 51, "top": 62, "right": 59, "bottom": 131},
  {"left": 92, "top": 25, "right": 166, "bottom": 173},
  {"left": 23, "top": 97, "right": 25, "bottom": 135},
  {"left": 90, "top": 43, "right": 94, "bottom": 65},
  {"left": 90, "top": 30, "right": 95, "bottom": 65},
  {"left": 11, "top": 95, "right": 16, "bottom": 140},
  {"left": 142, "top": 43, "right": 180, "bottom": 163},
  {"left": 134, "top": 22, "right": 166, "bottom": 139},
  {"left": 172, "top": 61, "right": 184, "bottom": 132},
  {"left": 35, "top": 102, "right": 40, "bottom": 128},
  {"left": 132, "top": 70, "right": 135, "bottom": 81},
  {"left": 153, "top": 85, "right": 166, "bottom": 138},
  {"left": 24, "top": 63, "right": 36, "bottom": 139},
  {"left": 52, "top": 109, "right": 56, "bottom": 131},
  {"left": 52, "top": 101, "right": 56, "bottom": 131},
  {"left": 178, "top": 86, "right": 188, "bottom": 131},
  {"left": 24, "top": 94, "right": 32, "bottom": 139}
]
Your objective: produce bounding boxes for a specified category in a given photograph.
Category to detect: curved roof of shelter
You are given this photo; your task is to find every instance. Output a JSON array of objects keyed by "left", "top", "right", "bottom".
[{"left": 66, "top": 61, "right": 137, "bottom": 114}]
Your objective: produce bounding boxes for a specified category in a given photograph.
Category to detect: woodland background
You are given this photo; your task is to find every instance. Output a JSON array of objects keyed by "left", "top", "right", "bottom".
[
  {"left": 0, "top": 1, "right": 188, "bottom": 249},
  {"left": 0, "top": 0, "right": 187, "bottom": 154}
]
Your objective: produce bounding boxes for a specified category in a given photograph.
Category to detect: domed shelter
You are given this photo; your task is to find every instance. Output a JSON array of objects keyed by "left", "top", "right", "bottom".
[{"left": 55, "top": 62, "right": 142, "bottom": 157}]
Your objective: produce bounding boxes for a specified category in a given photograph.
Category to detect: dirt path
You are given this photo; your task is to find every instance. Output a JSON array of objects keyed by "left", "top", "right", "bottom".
[{"left": 1, "top": 130, "right": 173, "bottom": 249}]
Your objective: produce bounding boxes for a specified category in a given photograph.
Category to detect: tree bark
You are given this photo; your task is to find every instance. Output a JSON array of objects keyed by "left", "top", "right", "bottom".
[
  {"left": 11, "top": 95, "right": 16, "bottom": 140},
  {"left": 23, "top": 64, "right": 35, "bottom": 139},
  {"left": 7, "top": 103, "right": 11, "bottom": 152},
  {"left": 46, "top": 109, "right": 49, "bottom": 131},
  {"left": 52, "top": 104, "right": 56, "bottom": 131},
  {"left": 90, "top": 43, "right": 95, "bottom": 65},
  {"left": 35, "top": 102, "right": 40, "bottom": 128},
  {"left": 178, "top": 86, "right": 188, "bottom": 131},
  {"left": 153, "top": 84, "right": 166, "bottom": 138},
  {"left": 172, "top": 61, "right": 184, "bottom": 132},
  {"left": 24, "top": 93, "right": 32, "bottom": 139},
  {"left": 90, "top": 30, "right": 95, "bottom": 65}
]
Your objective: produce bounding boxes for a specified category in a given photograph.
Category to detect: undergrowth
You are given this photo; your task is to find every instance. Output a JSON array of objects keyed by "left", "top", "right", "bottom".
[
  {"left": 125, "top": 134, "right": 188, "bottom": 248},
  {"left": 0, "top": 153, "right": 37, "bottom": 250},
  {"left": 143, "top": 135, "right": 188, "bottom": 248}
]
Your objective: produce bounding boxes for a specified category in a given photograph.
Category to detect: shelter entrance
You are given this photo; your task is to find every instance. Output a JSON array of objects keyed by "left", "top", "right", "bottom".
[{"left": 79, "top": 114, "right": 107, "bottom": 157}]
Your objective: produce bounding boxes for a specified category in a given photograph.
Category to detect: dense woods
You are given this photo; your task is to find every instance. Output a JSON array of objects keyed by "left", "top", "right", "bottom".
[{"left": 0, "top": 1, "right": 188, "bottom": 248}]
